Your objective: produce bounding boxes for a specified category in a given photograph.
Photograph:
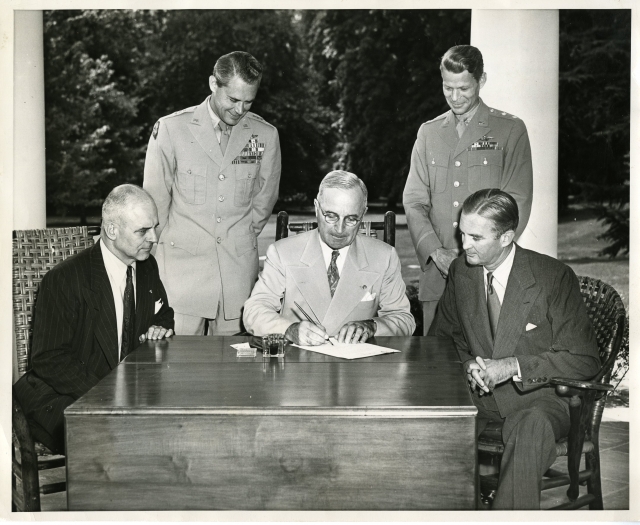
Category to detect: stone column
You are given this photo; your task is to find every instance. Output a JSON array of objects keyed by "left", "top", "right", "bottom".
[
  {"left": 472, "top": 10, "right": 559, "bottom": 257},
  {"left": 14, "top": 10, "right": 47, "bottom": 229}
]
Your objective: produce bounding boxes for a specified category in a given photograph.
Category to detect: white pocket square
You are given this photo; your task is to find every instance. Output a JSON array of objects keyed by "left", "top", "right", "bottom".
[
  {"left": 361, "top": 291, "right": 376, "bottom": 302},
  {"left": 526, "top": 323, "right": 537, "bottom": 331},
  {"left": 154, "top": 298, "right": 163, "bottom": 314}
]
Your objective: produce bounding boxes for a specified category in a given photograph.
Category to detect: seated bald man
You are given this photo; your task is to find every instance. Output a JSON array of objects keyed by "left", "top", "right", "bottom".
[
  {"left": 14, "top": 184, "right": 174, "bottom": 454},
  {"left": 243, "top": 170, "right": 415, "bottom": 345}
]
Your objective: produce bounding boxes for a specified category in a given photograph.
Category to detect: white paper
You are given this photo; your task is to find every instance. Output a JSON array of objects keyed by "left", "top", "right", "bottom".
[{"left": 293, "top": 342, "right": 400, "bottom": 360}]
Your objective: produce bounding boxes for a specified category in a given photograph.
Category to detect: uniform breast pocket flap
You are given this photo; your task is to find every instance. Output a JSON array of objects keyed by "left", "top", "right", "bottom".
[
  {"left": 177, "top": 164, "right": 207, "bottom": 205},
  {"left": 468, "top": 150, "right": 503, "bottom": 192}
]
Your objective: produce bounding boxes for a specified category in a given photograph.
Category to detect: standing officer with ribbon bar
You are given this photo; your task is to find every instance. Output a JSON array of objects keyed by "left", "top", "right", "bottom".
[
  {"left": 144, "top": 51, "right": 281, "bottom": 336},
  {"left": 403, "top": 44, "right": 533, "bottom": 334}
]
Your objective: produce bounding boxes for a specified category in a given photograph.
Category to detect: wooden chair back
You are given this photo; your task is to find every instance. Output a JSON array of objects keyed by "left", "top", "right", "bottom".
[
  {"left": 276, "top": 210, "right": 396, "bottom": 246},
  {"left": 13, "top": 227, "right": 96, "bottom": 377}
]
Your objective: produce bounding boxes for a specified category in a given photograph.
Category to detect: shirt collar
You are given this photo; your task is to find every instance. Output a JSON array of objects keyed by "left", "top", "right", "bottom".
[
  {"left": 484, "top": 243, "right": 516, "bottom": 288},
  {"left": 454, "top": 99, "right": 481, "bottom": 125},
  {"left": 318, "top": 236, "right": 351, "bottom": 261},
  {"left": 206, "top": 95, "right": 221, "bottom": 129},
  {"left": 100, "top": 239, "right": 136, "bottom": 281}
]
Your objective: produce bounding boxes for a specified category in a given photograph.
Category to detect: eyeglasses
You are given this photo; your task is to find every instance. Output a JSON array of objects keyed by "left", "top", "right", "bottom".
[{"left": 315, "top": 200, "right": 364, "bottom": 228}]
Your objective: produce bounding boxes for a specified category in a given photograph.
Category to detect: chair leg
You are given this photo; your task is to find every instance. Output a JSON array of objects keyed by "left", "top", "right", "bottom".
[{"left": 566, "top": 395, "right": 585, "bottom": 501}]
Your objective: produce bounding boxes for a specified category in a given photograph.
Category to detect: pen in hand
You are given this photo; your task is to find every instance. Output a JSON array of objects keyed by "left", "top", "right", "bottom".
[{"left": 294, "top": 301, "right": 334, "bottom": 345}]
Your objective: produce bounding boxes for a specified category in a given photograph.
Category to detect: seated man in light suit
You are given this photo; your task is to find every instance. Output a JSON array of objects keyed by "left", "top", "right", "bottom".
[
  {"left": 243, "top": 170, "right": 415, "bottom": 344},
  {"left": 431, "top": 188, "right": 600, "bottom": 509},
  {"left": 14, "top": 185, "right": 175, "bottom": 454}
]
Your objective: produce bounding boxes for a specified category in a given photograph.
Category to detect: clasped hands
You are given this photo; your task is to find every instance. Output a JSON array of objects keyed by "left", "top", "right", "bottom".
[
  {"left": 285, "top": 320, "right": 376, "bottom": 346},
  {"left": 465, "top": 356, "right": 518, "bottom": 395},
  {"left": 139, "top": 325, "right": 174, "bottom": 343}
]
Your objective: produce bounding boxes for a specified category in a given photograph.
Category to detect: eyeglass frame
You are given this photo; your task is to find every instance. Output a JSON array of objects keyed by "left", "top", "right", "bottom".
[{"left": 314, "top": 199, "right": 367, "bottom": 228}]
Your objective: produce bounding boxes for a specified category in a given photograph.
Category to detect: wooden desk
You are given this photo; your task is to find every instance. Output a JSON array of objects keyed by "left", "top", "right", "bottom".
[{"left": 65, "top": 336, "right": 477, "bottom": 510}]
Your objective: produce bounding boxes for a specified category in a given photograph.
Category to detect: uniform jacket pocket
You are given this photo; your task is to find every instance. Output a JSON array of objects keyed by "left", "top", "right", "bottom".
[
  {"left": 468, "top": 150, "right": 503, "bottom": 192},
  {"left": 177, "top": 164, "right": 207, "bottom": 204},
  {"left": 429, "top": 155, "right": 449, "bottom": 194},
  {"left": 234, "top": 166, "right": 257, "bottom": 207}
]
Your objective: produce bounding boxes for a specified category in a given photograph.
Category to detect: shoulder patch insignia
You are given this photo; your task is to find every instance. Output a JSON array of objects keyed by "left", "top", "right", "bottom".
[{"left": 152, "top": 121, "right": 159, "bottom": 140}]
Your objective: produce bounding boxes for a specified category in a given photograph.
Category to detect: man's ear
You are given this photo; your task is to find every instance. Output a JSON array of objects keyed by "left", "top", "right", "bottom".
[
  {"left": 500, "top": 229, "right": 515, "bottom": 247},
  {"left": 209, "top": 75, "right": 218, "bottom": 94},
  {"left": 104, "top": 221, "right": 118, "bottom": 241},
  {"left": 478, "top": 72, "right": 487, "bottom": 90}
]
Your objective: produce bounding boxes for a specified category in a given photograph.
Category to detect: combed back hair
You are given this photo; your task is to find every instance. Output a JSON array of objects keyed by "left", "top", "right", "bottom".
[
  {"left": 213, "top": 51, "right": 263, "bottom": 87},
  {"left": 102, "top": 184, "right": 153, "bottom": 226},
  {"left": 462, "top": 189, "right": 519, "bottom": 237},
  {"left": 318, "top": 170, "right": 368, "bottom": 206},
  {"left": 440, "top": 45, "right": 484, "bottom": 82}
]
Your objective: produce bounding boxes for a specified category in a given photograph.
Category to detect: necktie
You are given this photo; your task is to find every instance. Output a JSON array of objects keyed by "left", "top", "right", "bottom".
[
  {"left": 121, "top": 266, "right": 135, "bottom": 361},
  {"left": 327, "top": 250, "right": 340, "bottom": 297},
  {"left": 218, "top": 121, "right": 230, "bottom": 154},
  {"left": 486, "top": 272, "right": 501, "bottom": 340},
  {"left": 456, "top": 117, "right": 468, "bottom": 138}
]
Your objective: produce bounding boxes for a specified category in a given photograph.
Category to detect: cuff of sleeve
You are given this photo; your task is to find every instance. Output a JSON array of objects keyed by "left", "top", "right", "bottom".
[{"left": 513, "top": 357, "right": 522, "bottom": 382}]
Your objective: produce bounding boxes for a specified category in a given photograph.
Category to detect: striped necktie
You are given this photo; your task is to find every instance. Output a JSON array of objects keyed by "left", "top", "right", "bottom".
[{"left": 327, "top": 250, "right": 340, "bottom": 297}]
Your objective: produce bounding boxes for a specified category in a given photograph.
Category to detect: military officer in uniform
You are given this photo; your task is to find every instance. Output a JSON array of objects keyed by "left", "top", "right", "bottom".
[
  {"left": 403, "top": 44, "right": 533, "bottom": 334},
  {"left": 144, "top": 51, "right": 281, "bottom": 335}
]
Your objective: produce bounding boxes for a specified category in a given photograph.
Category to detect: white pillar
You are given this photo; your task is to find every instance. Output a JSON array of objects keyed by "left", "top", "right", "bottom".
[
  {"left": 14, "top": 10, "right": 46, "bottom": 229},
  {"left": 471, "top": 10, "right": 559, "bottom": 258}
]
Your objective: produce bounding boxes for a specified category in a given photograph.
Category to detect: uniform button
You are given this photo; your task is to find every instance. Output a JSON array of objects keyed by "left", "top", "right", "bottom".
[
  {"left": 187, "top": 169, "right": 191, "bottom": 174},
  {"left": 219, "top": 174, "right": 225, "bottom": 180},
  {"left": 453, "top": 201, "right": 459, "bottom": 207},
  {"left": 454, "top": 161, "right": 461, "bottom": 167},
  {"left": 170, "top": 241, "right": 175, "bottom": 246},
  {"left": 218, "top": 195, "right": 224, "bottom": 202},
  {"left": 453, "top": 181, "right": 460, "bottom": 188},
  {"left": 216, "top": 237, "right": 222, "bottom": 244},
  {"left": 216, "top": 217, "right": 221, "bottom": 223},
  {"left": 453, "top": 222, "right": 458, "bottom": 228},
  {"left": 501, "top": 112, "right": 506, "bottom": 115}
]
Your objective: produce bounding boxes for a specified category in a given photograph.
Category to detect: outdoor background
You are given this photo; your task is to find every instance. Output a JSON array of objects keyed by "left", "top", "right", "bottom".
[{"left": 43, "top": 9, "right": 630, "bottom": 402}]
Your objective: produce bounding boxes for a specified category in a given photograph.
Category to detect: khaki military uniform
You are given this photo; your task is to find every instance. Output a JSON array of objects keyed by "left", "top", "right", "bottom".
[
  {"left": 143, "top": 98, "right": 281, "bottom": 329},
  {"left": 403, "top": 99, "right": 533, "bottom": 330}
]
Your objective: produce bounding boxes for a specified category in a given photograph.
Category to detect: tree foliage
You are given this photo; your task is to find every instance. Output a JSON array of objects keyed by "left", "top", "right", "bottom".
[{"left": 559, "top": 10, "right": 630, "bottom": 256}]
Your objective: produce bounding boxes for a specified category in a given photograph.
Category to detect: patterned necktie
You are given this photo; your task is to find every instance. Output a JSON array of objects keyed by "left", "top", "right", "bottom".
[
  {"left": 218, "top": 121, "right": 230, "bottom": 154},
  {"left": 121, "top": 265, "right": 135, "bottom": 361},
  {"left": 327, "top": 250, "right": 340, "bottom": 297},
  {"left": 486, "top": 271, "right": 501, "bottom": 340}
]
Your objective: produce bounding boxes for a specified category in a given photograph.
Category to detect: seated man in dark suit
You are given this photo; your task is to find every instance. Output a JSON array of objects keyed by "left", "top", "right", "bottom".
[
  {"left": 14, "top": 184, "right": 175, "bottom": 454},
  {"left": 243, "top": 170, "right": 415, "bottom": 344},
  {"left": 431, "top": 188, "right": 600, "bottom": 509}
]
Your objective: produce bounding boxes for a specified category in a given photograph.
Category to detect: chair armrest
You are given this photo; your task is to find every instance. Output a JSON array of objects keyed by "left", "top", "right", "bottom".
[{"left": 550, "top": 377, "right": 613, "bottom": 397}]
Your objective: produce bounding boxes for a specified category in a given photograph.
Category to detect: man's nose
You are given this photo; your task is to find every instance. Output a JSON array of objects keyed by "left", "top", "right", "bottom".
[
  {"left": 451, "top": 89, "right": 460, "bottom": 102},
  {"left": 148, "top": 229, "right": 158, "bottom": 244},
  {"left": 235, "top": 101, "right": 245, "bottom": 114},
  {"left": 334, "top": 220, "right": 346, "bottom": 234}
]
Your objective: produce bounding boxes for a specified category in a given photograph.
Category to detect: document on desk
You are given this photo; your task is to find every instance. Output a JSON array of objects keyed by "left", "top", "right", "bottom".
[{"left": 294, "top": 342, "right": 400, "bottom": 360}]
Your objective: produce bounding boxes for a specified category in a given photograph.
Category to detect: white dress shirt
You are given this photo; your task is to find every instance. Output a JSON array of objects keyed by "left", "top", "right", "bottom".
[
  {"left": 100, "top": 241, "right": 136, "bottom": 360},
  {"left": 483, "top": 243, "right": 521, "bottom": 379},
  {"left": 319, "top": 238, "right": 350, "bottom": 276}
]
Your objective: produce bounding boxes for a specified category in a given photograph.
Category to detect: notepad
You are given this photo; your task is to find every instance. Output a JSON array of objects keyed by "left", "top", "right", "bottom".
[{"left": 294, "top": 342, "right": 400, "bottom": 360}]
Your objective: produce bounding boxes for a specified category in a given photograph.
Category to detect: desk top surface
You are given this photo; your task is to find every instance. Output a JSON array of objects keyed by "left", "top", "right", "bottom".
[{"left": 66, "top": 336, "right": 475, "bottom": 416}]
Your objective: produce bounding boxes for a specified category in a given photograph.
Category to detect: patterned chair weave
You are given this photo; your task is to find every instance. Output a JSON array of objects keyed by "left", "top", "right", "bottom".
[{"left": 13, "top": 227, "right": 95, "bottom": 376}]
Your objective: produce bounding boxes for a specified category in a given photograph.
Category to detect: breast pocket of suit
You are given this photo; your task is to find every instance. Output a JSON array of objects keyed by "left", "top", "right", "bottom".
[
  {"left": 468, "top": 150, "right": 503, "bottom": 192},
  {"left": 428, "top": 155, "right": 449, "bottom": 194},
  {"left": 234, "top": 165, "right": 257, "bottom": 207},
  {"left": 176, "top": 164, "right": 207, "bottom": 205}
]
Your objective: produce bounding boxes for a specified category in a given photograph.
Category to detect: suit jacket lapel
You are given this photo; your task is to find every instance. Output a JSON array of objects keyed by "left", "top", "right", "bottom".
[
  {"left": 188, "top": 99, "right": 224, "bottom": 167},
  {"left": 220, "top": 115, "right": 253, "bottom": 171},
  {"left": 458, "top": 263, "right": 494, "bottom": 358},
  {"left": 453, "top": 99, "right": 491, "bottom": 158},
  {"left": 321, "top": 236, "right": 379, "bottom": 335},
  {"left": 435, "top": 111, "right": 459, "bottom": 153},
  {"left": 289, "top": 231, "right": 332, "bottom": 324},
  {"left": 135, "top": 260, "right": 153, "bottom": 336},
  {"left": 86, "top": 241, "right": 119, "bottom": 369},
  {"left": 492, "top": 246, "right": 539, "bottom": 359}
]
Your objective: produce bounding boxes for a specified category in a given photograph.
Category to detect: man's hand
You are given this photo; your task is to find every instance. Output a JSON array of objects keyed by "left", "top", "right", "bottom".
[
  {"left": 337, "top": 320, "right": 376, "bottom": 344},
  {"left": 285, "top": 321, "right": 330, "bottom": 346},
  {"left": 471, "top": 356, "right": 519, "bottom": 392},
  {"left": 139, "top": 326, "right": 174, "bottom": 343},
  {"left": 431, "top": 248, "right": 459, "bottom": 278},
  {"left": 464, "top": 357, "right": 490, "bottom": 394}
]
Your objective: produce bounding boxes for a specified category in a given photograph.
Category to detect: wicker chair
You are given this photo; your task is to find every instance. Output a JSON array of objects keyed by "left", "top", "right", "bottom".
[
  {"left": 478, "top": 276, "right": 627, "bottom": 510},
  {"left": 276, "top": 210, "right": 396, "bottom": 246},
  {"left": 12, "top": 227, "right": 96, "bottom": 511}
]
